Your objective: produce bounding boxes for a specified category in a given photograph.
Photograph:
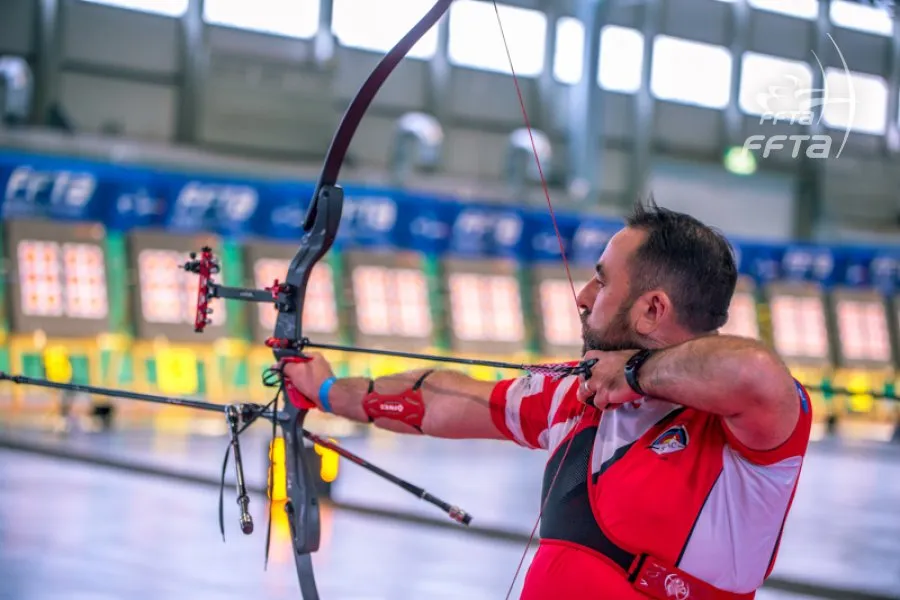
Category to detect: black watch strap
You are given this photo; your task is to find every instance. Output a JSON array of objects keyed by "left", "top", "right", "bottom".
[{"left": 624, "top": 349, "right": 654, "bottom": 396}]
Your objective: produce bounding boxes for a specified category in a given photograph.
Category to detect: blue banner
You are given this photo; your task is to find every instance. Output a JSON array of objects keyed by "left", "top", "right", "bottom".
[
  {"left": 570, "top": 216, "right": 622, "bottom": 267},
  {"left": 446, "top": 203, "right": 531, "bottom": 259},
  {"left": 3, "top": 148, "right": 900, "bottom": 294},
  {"left": 780, "top": 244, "right": 837, "bottom": 286}
]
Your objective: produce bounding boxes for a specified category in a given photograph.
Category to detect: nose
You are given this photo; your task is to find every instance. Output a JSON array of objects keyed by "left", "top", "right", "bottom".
[{"left": 576, "top": 281, "right": 595, "bottom": 315}]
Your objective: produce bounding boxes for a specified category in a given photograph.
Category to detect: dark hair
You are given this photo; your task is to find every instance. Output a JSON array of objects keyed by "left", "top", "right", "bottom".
[{"left": 624, "top": 196, "right": 737, "bottom": 333}]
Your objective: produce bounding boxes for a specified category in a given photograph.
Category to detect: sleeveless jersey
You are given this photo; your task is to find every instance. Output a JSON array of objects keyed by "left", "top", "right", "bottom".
[{"left": 489, "top": 372, "right": 812, "bottom": 599}]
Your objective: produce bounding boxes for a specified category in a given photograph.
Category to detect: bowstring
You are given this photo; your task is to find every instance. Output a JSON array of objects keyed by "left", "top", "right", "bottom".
[{"left": 490, "top": 3, "right": 590, "bottom": 598}]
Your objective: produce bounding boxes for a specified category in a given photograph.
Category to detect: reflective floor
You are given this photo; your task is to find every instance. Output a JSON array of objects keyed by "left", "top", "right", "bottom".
[{"left": 0, "top": 422, "right": 898, "bottom": 600}]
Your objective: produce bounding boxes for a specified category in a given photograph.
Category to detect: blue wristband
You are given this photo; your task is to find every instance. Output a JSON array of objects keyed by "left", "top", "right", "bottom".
[{"left": 318, "top": 377, "right": 337, "bottom": 413}]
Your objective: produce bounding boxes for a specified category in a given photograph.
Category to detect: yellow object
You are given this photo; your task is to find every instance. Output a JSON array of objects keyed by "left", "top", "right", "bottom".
[
  {"left": 315, "top": 440, "right": 340, "bottom": 483},
  {"left": 155, "top": 347, "right": 199, "bottom": 396},
  {"left": 43, "top": 346, "right": 73, "bottom": 383},
  {"left": 268, "top": 437, "right": 287, "bottom": 501},
  {"left": 846, "top": 373, "right": 874, "bottom": 414}
]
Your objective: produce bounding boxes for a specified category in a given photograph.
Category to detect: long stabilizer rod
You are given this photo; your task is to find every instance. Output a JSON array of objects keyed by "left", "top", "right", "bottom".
[{"left": 0, "top": 371, "right": 472, "bottom": 525}]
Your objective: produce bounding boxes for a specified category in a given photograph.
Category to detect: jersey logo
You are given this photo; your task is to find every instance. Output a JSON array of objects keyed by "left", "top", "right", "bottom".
[{"left": 649, "top": 425, "right": 689, "bottom": 455}]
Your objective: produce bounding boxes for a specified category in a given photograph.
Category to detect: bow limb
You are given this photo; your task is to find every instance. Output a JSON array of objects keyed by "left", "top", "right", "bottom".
[{"left": 272, "top": 2, "right": 455, "bottom": 598}]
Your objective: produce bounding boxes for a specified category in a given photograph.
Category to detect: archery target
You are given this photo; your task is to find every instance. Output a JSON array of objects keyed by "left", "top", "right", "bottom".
[
  {"left": 17, "top": 240, "right": 64, "bottom": 317},
  {"left": 442, "top": 258, "right": 525, "bottom": 356},
  {"left": 769, "top": 293, "right": 829, "bottom": 360},
  {"left": 137, "top": 249, "right": 226, "bottom": 326},
  {"left": 62, "top": 243, "right": 108, "bottom": 319},
  {"left": 538, "top": 278, "right": 585, "bottom": 347},
  {"left": 342, "top": 251, "right": 434, "bottom": 353},
  {"left": 6, "top": 220, "right": 111, "bottom": 337},
  {"left": 835, "top": 296, "right": 891, "bottom": 364},
  {"left": 447, "top": 272, "right": 523, "bottom": 343},
  {"left": 720, "top": 291, "right": 759, "bottom": 339},
  {"left": 350, "top": 265, "right": 431, "bottom": 338},
  {"left": 128, "top": 230, "right": 225, "bottom": 342},
  {"left": 253, "top": 258, "right": 338, "bottom": 334}
]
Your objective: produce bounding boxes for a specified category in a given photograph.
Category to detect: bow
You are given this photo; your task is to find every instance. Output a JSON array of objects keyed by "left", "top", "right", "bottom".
[
  {"left": 0, "top": 1, "right": 595, "bottom": 598},
  {"left": 244, "top": 0, "right": 590, "bottom": 595}
]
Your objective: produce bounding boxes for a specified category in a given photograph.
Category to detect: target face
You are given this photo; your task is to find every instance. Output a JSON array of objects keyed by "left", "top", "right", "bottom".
[
  {"left": 720, "top": 292, "right": 759, "bottom": 339},
  {"left": 770, "top": 294, "right": 829, "bottom": 359},
  {"left": 538, "top": 278, "right": 584, "bottom": 347},
  {"left": 17, "top": 240, "right": 64, "bottom": 317},
  {"left": 254, "top": 258, "right": 338, "bottom": 334},
  {"left": 835, "top": 298, "right": 890, "bottom": 363},
  {"left": 137, "top": 249, "right": 227, "bottom": 326},
  {"left": 5, "top": 221, "right": 110, "bottom": 337},
  {"left": 62, "top": 243, "right": 108, "bottom": 319},
  {"left": 128, "top": 230, "right": 224, "bottom": 342},
  {"left": 17, "top": 241, "right": 108, "bottom": 319},
  {"left": 447, "top": 272, "right": 524, "bottom": 343},
  {"left": 350, "top": 265, "right": 432, "bottom": 338}
]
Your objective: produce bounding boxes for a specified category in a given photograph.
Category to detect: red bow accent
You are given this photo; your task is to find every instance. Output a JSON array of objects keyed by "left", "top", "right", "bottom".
[{"left": 279, "top": 357, "right": 318, "bottom": 410}]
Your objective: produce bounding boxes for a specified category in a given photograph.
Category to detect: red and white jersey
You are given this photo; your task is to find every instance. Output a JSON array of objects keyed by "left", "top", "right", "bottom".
[{"left": 489, "top": 372, "right": 812, "bottom": 598}]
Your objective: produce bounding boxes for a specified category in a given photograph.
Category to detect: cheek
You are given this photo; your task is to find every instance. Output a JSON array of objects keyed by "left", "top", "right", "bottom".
[{"left": 587, "top": 290, "right": 616, "bottom": 327}]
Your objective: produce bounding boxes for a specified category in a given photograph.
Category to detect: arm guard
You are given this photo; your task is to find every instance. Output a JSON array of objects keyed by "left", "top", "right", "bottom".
[{"left": 362, "top": 370, "right": 434, "bottom": 433}]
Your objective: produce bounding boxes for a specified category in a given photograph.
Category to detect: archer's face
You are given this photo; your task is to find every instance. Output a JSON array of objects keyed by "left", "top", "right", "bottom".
[{"left": 575, "top": 228, "right": 645, "bottom": 353}]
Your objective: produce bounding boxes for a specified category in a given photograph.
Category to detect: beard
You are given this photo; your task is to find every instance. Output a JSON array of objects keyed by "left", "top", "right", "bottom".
[{"left": 580, "top": 300, "right": 645, "bottom": 354}]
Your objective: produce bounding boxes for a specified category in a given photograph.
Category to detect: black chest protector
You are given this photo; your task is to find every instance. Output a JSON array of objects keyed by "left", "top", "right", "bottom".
[{"left": 538, "top": 425, "right": 634, "bottom": 570}]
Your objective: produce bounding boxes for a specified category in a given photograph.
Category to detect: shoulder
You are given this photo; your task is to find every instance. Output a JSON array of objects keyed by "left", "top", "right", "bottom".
[{"left": 723, "top": 379, "right": 813, "bottom": 465}]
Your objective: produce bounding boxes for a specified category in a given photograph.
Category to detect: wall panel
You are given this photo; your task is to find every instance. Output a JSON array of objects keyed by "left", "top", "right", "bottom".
[
  {"left": 649, "top": 158, "right": 797, "bottom": 240},
  {"left": 0, "top": 0, "right": 35, "bottom": 55},
  {"left": 62, "top": 1, "right": 180, "bottom": 75},
  {"left": 199, "top": 53, "right": 337, "bottom": 155},
  {"left": 59, "top": 72, "right": 177, "bottom": 139}
]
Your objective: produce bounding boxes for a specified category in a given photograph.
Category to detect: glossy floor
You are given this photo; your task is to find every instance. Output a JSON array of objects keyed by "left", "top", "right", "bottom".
[{"left": 0, "top": 424, "right": 898, "bottom": 600}]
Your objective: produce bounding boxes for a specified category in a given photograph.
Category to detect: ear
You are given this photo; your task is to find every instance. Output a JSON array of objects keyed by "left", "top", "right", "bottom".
[{"left": 631, "top": 290, "right": 672, "bottom": 336}]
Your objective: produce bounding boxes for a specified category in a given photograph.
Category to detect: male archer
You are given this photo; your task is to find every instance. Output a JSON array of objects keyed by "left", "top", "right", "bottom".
[{"left": 283, "top": 199, "right": 812, "bottom": 599}]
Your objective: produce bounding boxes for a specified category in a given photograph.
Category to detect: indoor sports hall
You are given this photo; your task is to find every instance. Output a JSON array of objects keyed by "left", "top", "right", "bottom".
[{"left": 0, "top": 1, "right": 898, "bottom": 599}]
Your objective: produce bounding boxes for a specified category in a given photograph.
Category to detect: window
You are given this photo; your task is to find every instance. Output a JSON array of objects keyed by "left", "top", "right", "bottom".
[
  {"left": 599, "top": 25, "right": 644, "bottom": 93},
  {"left": 79, "top": 0, "right": 187, "bottom": 17},
  {"left": 822, "top": 69, "right": 888, "bottom": 135},
  {"left": 830, "top": 0, "right": 893, "bottom": 36},
  {"left": 748, "top": 0, "right": 818, "bottom": 19},
  {"left": 448, "top": 272, "right": 524, "bottom": 342},
  {"left": 739, "top": 52, "right": 813, "bottom": 116},
  {"left": 448, "top": 0, "right": 546, "bottom": 76},
  {"left": 333, "top": 0, "right": 437, "bottom": 58},
  {"left": 254, "top": 259, "right": 337, "bottom": 333},
  {"left": 553, "top": 20, "right": 643, "bottom": 91},
  {"left": 769, "top": 295, "right": 829, "bottom": 359},
  {"left": 351, "top": 266, "right": 432, "bottom": 338},
  {"left": 204, "top": 0, "right": 319, "bottom": 38},
  {"left": 553, "top": 16, "right": 584, "bottom": 84},
  {"left": 650, "top": 36, "right": 731, "bottom": 108},
  {"left": 836, "top": 299, "right": 891, "bottom": 362}
]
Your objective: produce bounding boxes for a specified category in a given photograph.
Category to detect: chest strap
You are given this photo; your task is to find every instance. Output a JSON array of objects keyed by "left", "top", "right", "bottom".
[{"left": 625, "top": 554, "right": 756, "bottom": 600}]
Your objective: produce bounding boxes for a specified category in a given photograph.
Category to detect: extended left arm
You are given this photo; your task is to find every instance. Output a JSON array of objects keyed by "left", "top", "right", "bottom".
[{"left": 583, "top": 336, "right": 801, "bottom": 451}]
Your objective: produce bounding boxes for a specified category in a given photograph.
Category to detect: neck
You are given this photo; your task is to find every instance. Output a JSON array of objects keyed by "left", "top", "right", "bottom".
[{"left": 642, "top": 326, "right": 702, "bottom": 350}]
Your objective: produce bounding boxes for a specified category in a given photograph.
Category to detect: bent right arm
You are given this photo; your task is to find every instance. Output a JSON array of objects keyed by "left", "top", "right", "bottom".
[{"left": 283, "top": 355, "right": 507, "bottom": 440}]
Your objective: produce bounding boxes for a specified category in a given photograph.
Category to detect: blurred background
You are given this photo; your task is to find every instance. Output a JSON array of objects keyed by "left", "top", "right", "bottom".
[{"left": 0, "top": 0, "right": 899, "bottom": 599}]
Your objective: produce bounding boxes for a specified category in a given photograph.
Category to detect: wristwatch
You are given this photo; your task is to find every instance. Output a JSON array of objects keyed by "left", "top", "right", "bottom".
[{"left": 624, "top": 349, "right": 655, "bottom": 396}]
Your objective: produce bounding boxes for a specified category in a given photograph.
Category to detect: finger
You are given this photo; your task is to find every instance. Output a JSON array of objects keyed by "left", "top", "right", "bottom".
[
  {"left": 591, "top": 389, "right": 609, "bottom": 410},
  {"left": 575, "top": 378, "right": 593, "bottom": 404}
]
